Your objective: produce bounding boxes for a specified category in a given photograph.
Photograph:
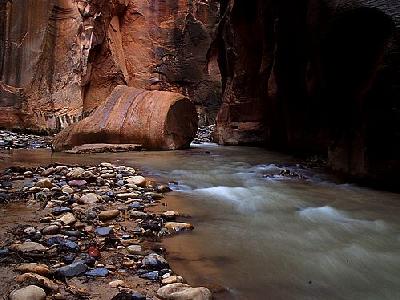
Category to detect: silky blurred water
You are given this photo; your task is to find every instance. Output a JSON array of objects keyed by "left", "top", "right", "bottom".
[{"left": 1, "top": 144, "right": 400, "bottom": 299}]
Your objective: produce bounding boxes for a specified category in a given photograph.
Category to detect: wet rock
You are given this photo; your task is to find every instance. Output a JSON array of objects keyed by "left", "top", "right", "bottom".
[
  {"left": 157, "top": 184, "right": 171, "bottom": 193},
  {"left": 52, "top": 87, "right": 198, "bottom": 151},
  {"left": 109, "top": 279, "right": 125, "bottom": 288},
  {"left": 16, "top": 263, "right": 50, "bottom": 276},
  {"left": 23, "top": 171, "right": 33, "bottom": 178},
  {"left": 85, "top": 267, "right": 109, "bottom": 277},
  {"left": 67, "top": 167, "right": 85, "bottom": 179},
  {"left": 100, "top": 162, "right": 113, "bottom": 168},
  {"left": 16, "top": 273, "right": 59, "bottom": 291},
  {"left": 127, "top": 245, "right": 142, "bottom": 255},
  {"left": 23, "top": 226, "right": 37, "bottom": 235},
  {"left": 61, "top": 186, "right": 74, "bottom": 194},
  {"left": 88, "top": 246, "right": 101, "bottom": 259},
  {"left": 11, "top": 242, "right": 47, "bottom": 253},
  {"left": 52, "top": 207, "right": 71, "bottom": 215},
  {"left": 41, "top": 167, "right": 56, "bottom": 176},
  {"left": 162, "top": 211, "right": 179, "bottom": 220},
  {"left": 42, "top": 225, "right": 60, "bottom": 235},
  {"left": 46, "top": 237, "right": 79, "bottom": 252},
  {"left": 68, "top": 180, "right": 87, "bottom": 187},
  {"left": 35, "top": 178, "right": 54, "bottom": 189},
  {"left": 162, "top": 276, "right": 184, "bottom": 285},
  {"left": 111, "top": 292, "right": 146, "bottom": 300},
  {"left": 98, "top": 210, "right": 120, "bottom": 221},
  {"left": 165, "top": 222, "right": 194, "bottom": 233},
  {"left": 142, "top": 253, "right": 168, "bottom": 270},
  {"left": 144, "top": 192, "right": 164, "bottom": 200},
  {"left": 142, "top": 219, "right": 162, "bottom": 231},
  {"left": 78, "top": 193, "right": 99, "bottom": 204},
  {"left": 139, "top": 270, "right": 159, "bottom": 281},
  {"left": 157, "top": 283, "right": 212, "bottom": 300},
  {"left": 95, "top": 227, "right": 113, "bottom": 236},
  {"left": 58, "top": 212, "right": 76, "bottom": 225},
  {"left": 9, "top": 285, "right": 46, "bottom": 300},
  {"left": 126, "top": 176, "right": 146, "bottom": 187},
  {"left": 128, "top": 202, "right": 144, "bottom": 210},
  {"left": 130, "top": 211, "right": 148, "bottom": 218},
  {"left": 0, "top": 248, "right": 9, "bottom": 256},
  {"left": 116, "top": 192, "right": 139, "bottom": 200},
  {"left": 56, "top": 261, "right": 88, "bottom": 278}
]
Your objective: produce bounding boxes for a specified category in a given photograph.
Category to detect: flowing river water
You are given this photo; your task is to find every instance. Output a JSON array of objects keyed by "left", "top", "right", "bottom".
[{"left": 1, "top": 144, "right": 400, "bottom": 299}]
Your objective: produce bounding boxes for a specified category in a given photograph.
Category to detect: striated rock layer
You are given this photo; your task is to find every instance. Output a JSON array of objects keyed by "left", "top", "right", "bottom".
[
  {"left": 0, "top": 0, "right": 220, "bottom": 131},
  {"left": 214, "top": 0, "right": 400, "bottom": 182},
  {"left": 53, "top": 86, "right": 198, "bottom": 151}
]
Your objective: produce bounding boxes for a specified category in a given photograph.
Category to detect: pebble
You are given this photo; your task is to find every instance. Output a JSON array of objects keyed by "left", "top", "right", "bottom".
[
  {"left": 16, "top": 273, "right": 59, "bottom": 291},
  {"left": 128, "top": 202, "right": 144, "bottom": 210},
  {"left": 61, "top": 186, "right": 74, "bottom": 194},
  {"left": 68, "top": 180, "right": 87, "bottom": 187},
  {"left": 85, "top": 267, "right": 109, "bottom": 277},
  {"left": 157, "top": 283, "right": 212, "bottom": 300},
  {"left": 165, "top": 222, "right": 194, "bottom": 233},
  {"left": 10, "top": 242, "right": 47, "bottom": 253},
  {"left": 126, "top": 176, "right": 147, "bottom": 187},
  {"left": 116, "top": 192, "right": 140, "bottom": 199},
  {"left": 78, "top": 193, "right": 99, "bottom": 204},
  {"left": 112, "top": 292, "right": 146, "bottom": 300},
  {"left": 98, "top": 210, "right": 120, "bottom": 221},
  {"left": 142, "top": 253, "right": 169, "bottom": 270},
  {"left": 130, "top": 211, "right": 148, "bottom": 218},
  {"left": 109, "top": 279, "right": 125, "bottom": 288},
  {"left": 23, "top": 171, "right": 33, "bottom": 177},
  {"left": 127, "top": 244, "right": 142, "bottom": 255},
  {"left": 42, "top": 225, "right": 60, "bottom": 235},
  {"left": 9, "top": 285, "right": 46, "bottom": 300},
  {"left": 139, "top": 270, "right": 159, "bottom": 281},
  {"left": 35, "top": 178, "right": 54, "bottom": 189},
  {"left": 95, "top": 227, "right": 113, "bottom": 236},
  {"left": 156, "top": 184, "right": 171, "bottom": 193},
  {"left": 56, "top": 261, "right": 88, "bottom": 277},
  {"left": 163, "top": 211, "right": 179, "bottom": 219},
  {"left": 52, "top": 207, "right": 71, "bottom": 215},
  {"left": 46, "top": 237, "right": 79, "bottom": 251},
  {"left": 15, "top": 263, "right": 50, "bottom": 276},
  {"left": 67, "top": 167, "right": 85, "bottom": 179},
  {"left": 58, "top": 212, "right": 76, "bottom": 225},
  {"left": 23, "top": 226, "right": 37, "bottom": 235},
  {"left": 162, "top": 275, "right": 184, "bottom": 285}
]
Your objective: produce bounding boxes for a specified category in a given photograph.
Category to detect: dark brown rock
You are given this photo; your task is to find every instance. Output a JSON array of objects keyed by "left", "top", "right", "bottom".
[{"left": 53, "top": 86, "right": 198, "bottom": 151}]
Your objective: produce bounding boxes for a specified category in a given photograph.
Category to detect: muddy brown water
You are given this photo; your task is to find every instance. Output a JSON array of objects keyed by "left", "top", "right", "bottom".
[{"left": 1, "top": 144, "right": 400, "bottom": 300}]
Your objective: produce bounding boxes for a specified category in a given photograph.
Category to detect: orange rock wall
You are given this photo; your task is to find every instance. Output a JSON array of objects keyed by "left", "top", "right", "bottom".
[{"left": 0, "top": 0, "right": 220, "bottom": 131}]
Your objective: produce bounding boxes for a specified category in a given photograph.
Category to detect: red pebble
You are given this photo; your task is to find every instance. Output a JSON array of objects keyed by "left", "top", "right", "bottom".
[{"left": 88, "top": 246, "right": 101, "bottom": 259}]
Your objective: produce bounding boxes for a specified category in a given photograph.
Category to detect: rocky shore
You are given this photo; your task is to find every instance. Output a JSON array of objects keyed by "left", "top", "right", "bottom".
[
  {"left": 0, "top": 130, "right": 52, "bottom": 150},
  {"left": 192, "top": 125, "right": 215, "bottom": 144},
  {"left": 0, "top": 162, "right": 211, "bottom": 299}
]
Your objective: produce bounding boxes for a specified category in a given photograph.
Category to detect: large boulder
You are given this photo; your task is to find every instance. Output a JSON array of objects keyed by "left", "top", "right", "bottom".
[{"left": 53, "top": 86, "right": 198, "bottom": 151}]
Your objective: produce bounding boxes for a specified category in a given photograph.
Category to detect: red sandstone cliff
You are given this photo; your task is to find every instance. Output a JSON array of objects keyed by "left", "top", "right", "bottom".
[{"left": 0, "top": 0, "right": 220, "bottom": 131}]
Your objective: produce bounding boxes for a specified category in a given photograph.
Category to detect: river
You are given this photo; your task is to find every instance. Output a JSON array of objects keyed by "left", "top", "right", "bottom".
[{"left": 1, "top": 144, "right": 400, "bottom": 299}]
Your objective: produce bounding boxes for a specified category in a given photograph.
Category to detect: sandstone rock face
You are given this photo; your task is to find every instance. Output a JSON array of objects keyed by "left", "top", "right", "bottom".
[
  {"left": 214, "top": 0, "right": 400, "bottom": 182},
  {"left": 0, "top": 0, "right": 220, "bottom": 131},
  {"left": 53, "top": 86, "right": 198, "bottom": 151}
]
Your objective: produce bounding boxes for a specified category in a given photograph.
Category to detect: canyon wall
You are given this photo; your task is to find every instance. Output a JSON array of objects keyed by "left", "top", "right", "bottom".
[
  {"left": 215, "top": 0, "right": 400, "bottom": 182},
  {"left": 0, "top": 0, "right": 220, "bottom": 131}
]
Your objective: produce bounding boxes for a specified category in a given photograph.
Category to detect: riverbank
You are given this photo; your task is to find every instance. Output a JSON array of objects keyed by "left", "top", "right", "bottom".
[{"left": 0, "top": 161, "right": 211, "bottom": 299}]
